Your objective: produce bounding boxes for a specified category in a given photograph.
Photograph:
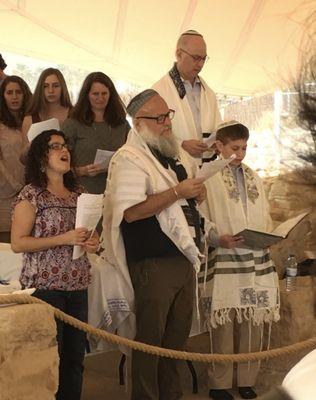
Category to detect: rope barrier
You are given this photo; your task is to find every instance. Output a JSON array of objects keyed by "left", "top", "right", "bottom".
[{"left": 1, "top": 293, "right": 315, "bottom": 364}]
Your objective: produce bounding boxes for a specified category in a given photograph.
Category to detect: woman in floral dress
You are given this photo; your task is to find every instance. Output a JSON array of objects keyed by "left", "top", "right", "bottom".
[{"left": 11, "top": 129, "right": 98, "bottom": 400}]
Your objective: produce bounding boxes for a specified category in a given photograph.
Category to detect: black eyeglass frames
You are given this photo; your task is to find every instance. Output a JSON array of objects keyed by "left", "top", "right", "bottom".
[{"left": 136, "top": 109, "right": 175, "bottom": 124}]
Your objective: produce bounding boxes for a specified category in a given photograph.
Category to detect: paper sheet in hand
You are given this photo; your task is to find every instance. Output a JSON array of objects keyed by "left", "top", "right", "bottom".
[
  {"left": 202, "top": 132, "right": 216, "bottom": 147},
  {"left": 234, "top": 212, "right": 308, "bottom": 249},
  {"left": 94, "top": 149, "right": 115, "bottom": 169},
  {"left": 27, "top": 118, "right": 60, "bottom": 142},
  {"left": 197, "top": 154, "right": 236, "bottom": 181},
  {"left": 73, "top": 194, "right": 103, "bottom": 259}
]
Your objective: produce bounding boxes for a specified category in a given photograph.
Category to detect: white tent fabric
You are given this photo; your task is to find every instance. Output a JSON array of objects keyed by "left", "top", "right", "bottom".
[{"left": 0, "top": 0, "right": 314, "bottom": 95}]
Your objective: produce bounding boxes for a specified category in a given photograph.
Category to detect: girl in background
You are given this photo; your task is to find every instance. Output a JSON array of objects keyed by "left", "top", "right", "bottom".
[
  {"left": 22, "top": 68, "right": 72, "bottom": 146},
  {"left": 0, "top": 75, "right": 32, "bottom": 242}
]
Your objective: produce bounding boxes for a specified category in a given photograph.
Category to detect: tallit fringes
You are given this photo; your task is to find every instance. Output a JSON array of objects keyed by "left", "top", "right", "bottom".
[
  {"left": 195, "top": 273, "right": 200, "bottom": 331},
  {"left": 208, "top": 325, "right": 215, "bottom": 371},
  {"left": 208, "top": 307, "right": 280, "bottom": 328},
  {"left": 208, "top": 308, "right": 233, "bottom": 328},
  {"left": 203, "top": 238, "right": 209, "bottom": 292},
  {"left": 236, "top": 307, "right": 243, "bottom": 323},
  {"left": 247, "top": 320, "right": 252, "bottom": 371}
]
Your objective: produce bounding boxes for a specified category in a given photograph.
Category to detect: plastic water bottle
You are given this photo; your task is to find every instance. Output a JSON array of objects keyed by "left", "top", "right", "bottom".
[{"left": 285, "top": 255, "right": 298, "bottom": 291}]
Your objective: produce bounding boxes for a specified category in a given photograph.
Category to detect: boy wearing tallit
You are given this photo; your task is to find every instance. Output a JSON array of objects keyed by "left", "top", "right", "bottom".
[
  {"left": 199, "top": 121, "right": 280, "bottom": 400},
  {"left": 102, "top": 90, "right": 242, "bottom": 400}
]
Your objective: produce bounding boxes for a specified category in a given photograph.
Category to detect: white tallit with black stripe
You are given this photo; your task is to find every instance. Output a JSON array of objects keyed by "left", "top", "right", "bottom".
[
  {"left": 100, "top": 129, "right": 215, "bottom": 341},
  {"left": 199, "top": 164, "right": 280, "bottom": 328},
  {"left": 152, "top": 69, "right": 222, "bottom": 143},
  {"left": 102, "top": 128, "right": 204, "bottom": 272}
]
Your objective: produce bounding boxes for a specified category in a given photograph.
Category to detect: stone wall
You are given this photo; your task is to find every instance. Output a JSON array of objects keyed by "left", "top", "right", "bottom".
[
  {"left": 0, "top": 303, "right": 58, "bottom": 400},
  {"left": 264, "top": 170, "right": 316, "bottom": 277},
  {"left": 258, "top": 277, "right": 316, "bottom": 392}
]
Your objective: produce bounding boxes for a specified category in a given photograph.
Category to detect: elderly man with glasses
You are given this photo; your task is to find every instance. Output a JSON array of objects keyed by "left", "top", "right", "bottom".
[
  {"left": 152, "top": 30, "right": 222, "bottom": 162},
  {"left": 101, "top": 89, "right": 238, "bottom": 400}
]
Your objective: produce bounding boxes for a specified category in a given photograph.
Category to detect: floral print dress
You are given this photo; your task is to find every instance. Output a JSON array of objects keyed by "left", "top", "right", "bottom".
[{"left": 14, "top": 184, "right": 91, "bottom": 291}]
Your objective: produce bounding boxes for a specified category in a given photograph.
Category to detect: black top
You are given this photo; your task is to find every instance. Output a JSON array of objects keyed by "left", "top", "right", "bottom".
[
  {"left": 121, "top": 216, "right": 182, "bottom": 262},
  {"left": 121, "top": 147, "right": 201, "bottom": 263}
]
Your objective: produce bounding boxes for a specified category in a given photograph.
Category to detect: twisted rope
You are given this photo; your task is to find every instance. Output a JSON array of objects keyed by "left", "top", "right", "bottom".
[{"left": 1, "top": 293, "right": 315, "bottom": 364}]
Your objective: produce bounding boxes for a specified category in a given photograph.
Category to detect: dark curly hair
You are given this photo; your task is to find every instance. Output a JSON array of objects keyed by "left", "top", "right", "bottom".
[
  {"left": 0, "top": 75, "right": 32, "bottom": 129},
  {"left": 25, "top": 129, "right": 79, "bottom": 191},
  {"left": 70, "top": 71, "right": 126, "bottom": 126}
]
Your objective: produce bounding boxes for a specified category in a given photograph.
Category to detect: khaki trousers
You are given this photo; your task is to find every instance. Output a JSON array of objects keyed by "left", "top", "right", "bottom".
[
  {"left": 208, "top": 310, "right": 262, "bottom": 389},
  {"left": 129, "top": 255, "right": 194, "bottom": 400}
]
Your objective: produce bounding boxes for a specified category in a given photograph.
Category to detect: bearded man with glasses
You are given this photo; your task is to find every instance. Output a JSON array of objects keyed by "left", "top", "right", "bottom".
[
  {"left": 152, "top": 30, "right": 222, "bottom": 162},
  {"left": 101, "top": 89, "right": 239, "bottom": 400}
]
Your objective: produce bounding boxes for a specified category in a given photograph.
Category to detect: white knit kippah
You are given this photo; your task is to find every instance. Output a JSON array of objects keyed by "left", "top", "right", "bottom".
[{"left": 216, "top": 120, "right": 246, "bottom": 132}]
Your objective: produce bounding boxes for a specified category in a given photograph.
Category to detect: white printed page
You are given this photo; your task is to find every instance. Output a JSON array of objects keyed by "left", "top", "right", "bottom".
[
  {"left": 73, "top": 194, "right": 103, "bottom": 259},
  {"left": 196, "top": 154, "right": 236, "bottom": 181},
  {"left": 94, "top": 149, "right": 115, "bottom": 169},
  {"left": 27, "top": 118, "right": 60, "bottom": 142},
  {"left": 272, "top": 212, "right": 308, "bottom": 238},
  {"left": 202, "top": 132, "right": 216, "bottom": 147}
]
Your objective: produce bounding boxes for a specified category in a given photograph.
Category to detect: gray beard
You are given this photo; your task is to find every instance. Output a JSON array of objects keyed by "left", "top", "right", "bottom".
[{"left": 137, "top": 126, "right": 179, "bottom": 158}]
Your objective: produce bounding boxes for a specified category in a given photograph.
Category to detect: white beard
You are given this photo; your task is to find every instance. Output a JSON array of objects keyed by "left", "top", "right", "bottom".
[{"left": 137, "top": 125, "right": 179, "bottom": 158}]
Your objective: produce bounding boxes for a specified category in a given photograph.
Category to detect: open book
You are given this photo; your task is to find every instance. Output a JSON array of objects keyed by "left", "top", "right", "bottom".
[{"left": 234, "top": 212, "right": 308, "bottom": 248}]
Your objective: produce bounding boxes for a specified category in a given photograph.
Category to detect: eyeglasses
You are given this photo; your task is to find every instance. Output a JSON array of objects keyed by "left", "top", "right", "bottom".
[
  {"left": 48, "top": 142, "right": 70, "bottom": 151},
  {"left": 136, "top": 109, "right": 175, "bottom": 124},
  {"left": 180, "top": 48, "right": 209, "bottom": 63}
]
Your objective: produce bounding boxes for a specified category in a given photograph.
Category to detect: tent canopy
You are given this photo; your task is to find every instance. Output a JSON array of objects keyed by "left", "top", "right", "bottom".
[{"left": 0, "top": 0, "right": 313, "bottom": 96}]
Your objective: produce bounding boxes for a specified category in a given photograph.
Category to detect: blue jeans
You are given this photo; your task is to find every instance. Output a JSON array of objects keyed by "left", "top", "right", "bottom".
[{"left": 33, "top": 289, "right": 88, "bottom": 400}]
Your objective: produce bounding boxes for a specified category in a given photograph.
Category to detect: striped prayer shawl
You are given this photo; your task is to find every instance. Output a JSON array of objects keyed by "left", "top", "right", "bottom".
[{"left": 199, "top": 165, "right": 280, "bottom": 328}]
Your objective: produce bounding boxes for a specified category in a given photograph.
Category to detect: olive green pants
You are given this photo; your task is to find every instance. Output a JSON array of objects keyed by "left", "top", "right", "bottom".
[{"left": 129, "top": 255, "right": 194, "bottom": 400}]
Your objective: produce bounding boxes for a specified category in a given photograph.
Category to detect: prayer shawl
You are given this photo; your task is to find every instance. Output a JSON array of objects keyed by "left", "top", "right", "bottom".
[
  {"left": 152, "top": 65, "right": 222, "bottom": 142},
  {"left": 100, "top": 129, "right": 212, "bottom": 339},
  {"left": 87, "top": 254, "right": 136, "bottom": 355},
  {"left": 199, "top": 164, "right": 280, "bottom": 328}
]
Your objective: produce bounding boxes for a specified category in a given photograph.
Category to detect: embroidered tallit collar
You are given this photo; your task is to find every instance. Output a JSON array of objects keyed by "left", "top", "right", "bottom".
[{"left": 221, "top": 162, "right": 259, "bottom": 204}]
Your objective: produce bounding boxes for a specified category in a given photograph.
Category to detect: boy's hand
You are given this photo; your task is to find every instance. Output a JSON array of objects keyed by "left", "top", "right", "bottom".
[{"left": 219, "top": 234, "right": 244, "bottom": 249}]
